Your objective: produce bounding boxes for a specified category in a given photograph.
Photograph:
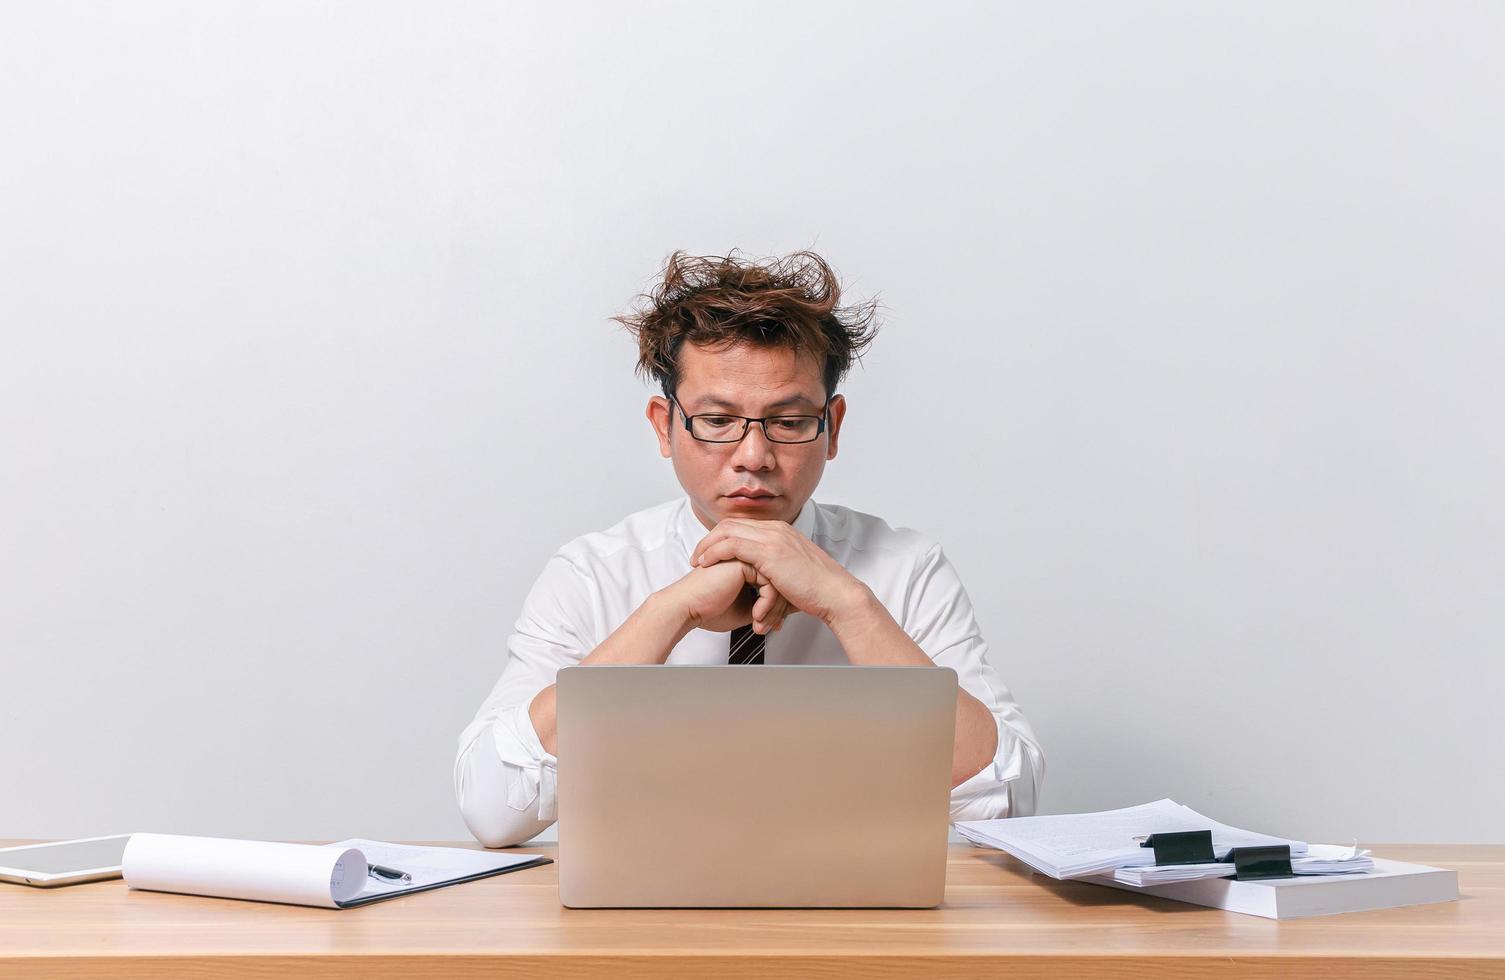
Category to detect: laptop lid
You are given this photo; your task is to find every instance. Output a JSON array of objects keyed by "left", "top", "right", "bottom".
[{"left": 556, "top": 664, "right": 957, "bottom": 908}]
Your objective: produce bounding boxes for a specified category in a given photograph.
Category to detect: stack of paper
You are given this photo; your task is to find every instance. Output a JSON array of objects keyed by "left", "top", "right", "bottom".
[
  {"left": 1111, "top": 844, "right": 1374, "bottom": 886},
  {"left": 957, "top": 799, "right": 1458, "bottom": 919},
  {"left": 1090, "top": 857, "right": 1457, "bottom": 919},
  {"left": 954, "top": 799, "right": 1307, "bottom": 880}
]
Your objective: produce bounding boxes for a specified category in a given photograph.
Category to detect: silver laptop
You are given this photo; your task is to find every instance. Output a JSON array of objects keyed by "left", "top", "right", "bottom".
[{"left": 556, "top": 664, "right": 957, "bottom": 908}]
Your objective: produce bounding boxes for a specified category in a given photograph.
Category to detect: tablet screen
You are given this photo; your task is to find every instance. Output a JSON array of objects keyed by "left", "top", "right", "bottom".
[{"left": 2, "top": 836, "right": 131, "bottom": 874}]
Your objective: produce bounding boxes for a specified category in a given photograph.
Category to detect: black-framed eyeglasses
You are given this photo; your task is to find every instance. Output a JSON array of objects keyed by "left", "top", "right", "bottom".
[{"left": 669, "top": 394, "right": 830, "bottom": 444}]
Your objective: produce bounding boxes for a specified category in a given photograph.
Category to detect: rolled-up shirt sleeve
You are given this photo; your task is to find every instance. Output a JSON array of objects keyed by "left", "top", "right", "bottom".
[
  {"left": 454, "top": 555, "right": 596, "bottom": 847},
  {"left": 901, "top": 542, "right": 1045, "bottom": 821}
]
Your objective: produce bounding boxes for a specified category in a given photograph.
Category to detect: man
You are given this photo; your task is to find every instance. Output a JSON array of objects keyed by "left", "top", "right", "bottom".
[{"left": 455, "top": 250, "right": 1043, "bottom": 848}]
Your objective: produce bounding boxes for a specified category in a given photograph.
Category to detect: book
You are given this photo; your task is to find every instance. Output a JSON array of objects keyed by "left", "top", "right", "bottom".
[
  {"left": 122, "top": 834, "right": 550, "bottom": 908},
  {"left": 1088, "top": 856, "right": 1458, "bottom": 919}
]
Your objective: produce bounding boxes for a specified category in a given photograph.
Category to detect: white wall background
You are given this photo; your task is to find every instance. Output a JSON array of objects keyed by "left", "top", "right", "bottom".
[{"left": 3, "top": 1, "right": 1501, "bottom": 845}]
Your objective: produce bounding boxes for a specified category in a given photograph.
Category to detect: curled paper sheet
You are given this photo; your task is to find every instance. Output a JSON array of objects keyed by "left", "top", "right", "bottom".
[
  {"left": 123, "top": 834, "right": 366, "bottom": 908},
  {"left": 1307, "top": 842, "right": 1369, "bottom": 861}
]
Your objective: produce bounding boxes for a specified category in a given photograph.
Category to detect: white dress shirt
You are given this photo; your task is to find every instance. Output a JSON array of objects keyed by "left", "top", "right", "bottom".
[{"left": 454, "top": 496, "right": 1045, "bottom": 848}]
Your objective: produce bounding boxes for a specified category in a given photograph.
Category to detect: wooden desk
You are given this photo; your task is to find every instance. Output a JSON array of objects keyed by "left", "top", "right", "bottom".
[{"left": 1, "top": 841, "right": 1500, "bottom": 978}]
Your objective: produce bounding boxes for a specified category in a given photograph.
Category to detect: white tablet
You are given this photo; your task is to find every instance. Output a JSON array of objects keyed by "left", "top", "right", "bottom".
[{"left": 0, "top": 835, "right": 133, "bottom": 887}]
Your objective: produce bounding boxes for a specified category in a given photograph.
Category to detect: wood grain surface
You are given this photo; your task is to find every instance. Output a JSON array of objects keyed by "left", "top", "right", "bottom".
[{"left": 1, "top": 840, "right": 1499, "bottom": 978}]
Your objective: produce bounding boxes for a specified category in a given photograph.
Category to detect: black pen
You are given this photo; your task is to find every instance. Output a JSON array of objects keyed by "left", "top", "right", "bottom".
[{"left": 367, "top": 863, "right": 412, "bottom": 883}]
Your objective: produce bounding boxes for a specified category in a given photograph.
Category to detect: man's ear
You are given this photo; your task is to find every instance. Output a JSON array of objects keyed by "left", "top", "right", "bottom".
[
  {"left": 825, "top": 394, "right": 847, "bottom": 461},
  {"left": 647, "top": 396, "right": 673, "bottom": 458}
]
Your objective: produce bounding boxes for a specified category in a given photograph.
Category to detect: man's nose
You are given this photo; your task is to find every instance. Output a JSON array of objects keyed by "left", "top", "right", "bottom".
[{"left": 732, "top": 421, "right": 777, "bottom": 469}]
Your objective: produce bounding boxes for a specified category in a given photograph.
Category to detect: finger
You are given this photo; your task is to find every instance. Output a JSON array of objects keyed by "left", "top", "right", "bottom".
[
  {"left": 752, "top": 581, "right": 779, "bottom": 624},
  {"left": 766, "top": 594, "right": 791, "bottom": 632},
  {"left": 692, "top": 536, "right": 733, "bottom": 566},
  {"left": 692, "top": 520, "right": 783, "bottom": 565},
  {"left": 689, "top": 529, "right": 724, "bottom": 566},
  {"left": 755, "top": 590, "right": 792, "bottom": 634},
  {"left": 696, "top": 535, "right": 769, "bottom": 568},
  {"left": 690, "top": 519, "right": 765, "bottom": 563},
  {"left": 752, "top": 578, "right": 788, "bottom": 632}
]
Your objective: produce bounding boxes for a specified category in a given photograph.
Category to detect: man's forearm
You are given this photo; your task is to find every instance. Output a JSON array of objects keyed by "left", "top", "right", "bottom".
[
  {"left": 826, "top": 584, "right": 999, "bottom": 788},
  {"left": 528, "top": 590, "right": 694, "bottom": 756}
]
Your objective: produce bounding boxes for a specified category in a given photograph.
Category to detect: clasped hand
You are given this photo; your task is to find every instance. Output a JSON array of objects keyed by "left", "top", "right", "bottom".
[{"left": 669, "top": 518, "right": 865, "bottom": 635}]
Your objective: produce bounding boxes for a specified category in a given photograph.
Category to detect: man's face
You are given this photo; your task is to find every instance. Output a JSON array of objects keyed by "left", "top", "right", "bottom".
[{"left": 647, "top": 341, "right": 847, "bottom": 531}]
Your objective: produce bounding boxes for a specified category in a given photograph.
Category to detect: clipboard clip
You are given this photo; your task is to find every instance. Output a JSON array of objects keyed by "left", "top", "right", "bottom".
[
  {"left": 1138, "top": 830, "right": 1215, "bottom": 866},
  {"left": 1223, "top": 845, "right": 1294, "bottom": 880},
  {"left": 1137, "top": 831, "right": 1295, "bottom": 880}
]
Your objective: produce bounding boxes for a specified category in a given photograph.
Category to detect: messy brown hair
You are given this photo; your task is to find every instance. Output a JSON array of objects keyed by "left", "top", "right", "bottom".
[{"left": 614, "top": 250, "right": 881, "bottom": 398}]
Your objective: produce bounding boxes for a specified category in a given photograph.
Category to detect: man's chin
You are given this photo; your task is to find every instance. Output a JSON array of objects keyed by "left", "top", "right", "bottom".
[{"left": 720, "top": 494, "right": 788, "bottom": 520}]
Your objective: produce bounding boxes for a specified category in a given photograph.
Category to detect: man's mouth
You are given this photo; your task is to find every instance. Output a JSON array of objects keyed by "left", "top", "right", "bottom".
[{"left": 726, "top": 489, "right": 779, "bottom": 502}]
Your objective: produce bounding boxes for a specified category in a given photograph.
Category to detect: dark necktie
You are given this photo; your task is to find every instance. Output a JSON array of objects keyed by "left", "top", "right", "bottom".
[{"left": 728, "top": 624, "right": 765, "bottom": 665}]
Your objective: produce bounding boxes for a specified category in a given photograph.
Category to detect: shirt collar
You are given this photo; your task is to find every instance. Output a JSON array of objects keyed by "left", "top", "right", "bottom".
[{"left": 675, "top": 495, "right": 819, "bottom": 558}]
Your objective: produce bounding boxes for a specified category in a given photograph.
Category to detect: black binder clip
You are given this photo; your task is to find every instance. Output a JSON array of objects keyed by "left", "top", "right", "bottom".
[
  {"left": 1139, "top": 830, "right": 1215, "bottom": 866},
  {"left": 1224, "top": 845, "right": 1294, "bottom": 880}
]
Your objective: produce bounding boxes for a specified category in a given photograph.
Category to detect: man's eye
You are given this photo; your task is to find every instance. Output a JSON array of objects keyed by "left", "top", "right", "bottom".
[
  {"left": 771, "top": 418, "right": 805, "bottom": 429},
  {"left": 700, "top": 415, "right": 737, "bottom": 426}
]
